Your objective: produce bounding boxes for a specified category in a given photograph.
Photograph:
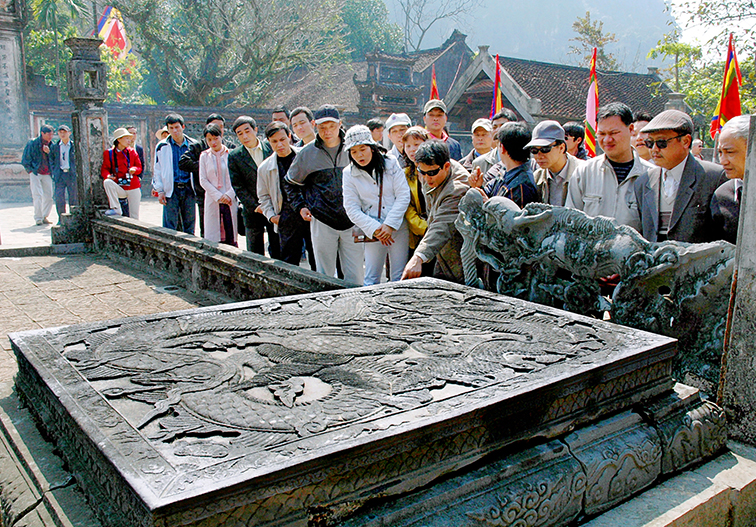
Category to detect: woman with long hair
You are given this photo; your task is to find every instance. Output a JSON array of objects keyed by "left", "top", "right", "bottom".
[
  {"left": 199, "top": 123, "right": 238, "bottom": 246},
  {"left": 401, "top": 126, "right": 430, "bottom": 256},
  {"left": 342, "top": 125, "right": 410, "bottom": 285}
]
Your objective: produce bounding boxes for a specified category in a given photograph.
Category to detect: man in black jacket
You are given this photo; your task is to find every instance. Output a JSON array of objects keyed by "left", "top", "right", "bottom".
[
  {"left": 179, "top": 114, "right": 234, "bottom": 238},
  {"left": 49, "top": 125, "right": 78, "bottom": 222},
  {"left": 21, "top": 124, "right": 55, "bottom": 225},
  {"left": 284, "top": 105, "right": 363, "bottom": 284},
  {"left": 228, "top": 116, "right": 276, "bottom": 255}
]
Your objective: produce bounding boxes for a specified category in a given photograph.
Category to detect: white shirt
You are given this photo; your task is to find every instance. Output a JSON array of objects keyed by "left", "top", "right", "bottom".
[
  {"left": 662, "top": 156, "right": 687, "bottom": 200},
  {"left": 59, "top": 141, "right": 71, "bottom": 170},
  {"left": 244, "top": 141, "right": 264, "bottom": 167}
]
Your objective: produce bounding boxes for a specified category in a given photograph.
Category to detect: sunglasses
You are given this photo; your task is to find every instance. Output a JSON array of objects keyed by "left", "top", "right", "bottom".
[
  {"left": 530, "top": 144, "right": 555, "bottom": 155},
  {"left": 643, "top": 134, "right": 685, "bottom": 150},
  {"left": 417, "top": 166, "right": 442, "bottom": 177}
]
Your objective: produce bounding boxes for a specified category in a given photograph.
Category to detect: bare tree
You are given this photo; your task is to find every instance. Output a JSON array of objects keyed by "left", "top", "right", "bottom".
[{"left": 395, "top": 0, "right": 483, "bottom": 52}]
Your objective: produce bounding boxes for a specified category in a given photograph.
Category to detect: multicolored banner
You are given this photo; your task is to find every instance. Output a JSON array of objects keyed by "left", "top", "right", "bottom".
[
  {"left": 430, "top": 64, "right": 440, "bottom": 100},
  {"left": 95, "top": 6, "right": 132, "bottom": 60},
  {"left": 489, "top": 54, "right": 502, "bottom": 119},
  {"left": 710, "top": 33, "right": 742, "bottom": 139},
  {"left": 584, "top": 48, "right": 598, "bottom": 158}
]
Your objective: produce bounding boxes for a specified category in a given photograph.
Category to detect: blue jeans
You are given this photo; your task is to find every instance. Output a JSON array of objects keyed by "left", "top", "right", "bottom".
[{"left": 163, "top": 184, "right": 196, "bottom": 235}]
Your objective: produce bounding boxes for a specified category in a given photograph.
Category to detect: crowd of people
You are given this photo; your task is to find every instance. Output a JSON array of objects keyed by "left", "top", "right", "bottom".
[{"left": 20, "top": 99, "right": 748, "bottom": 286}]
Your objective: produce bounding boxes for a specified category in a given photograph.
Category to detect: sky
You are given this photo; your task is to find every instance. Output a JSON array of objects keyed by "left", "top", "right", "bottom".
[{"left": 385, "top": 0, "right": 679, "bottom": 72}]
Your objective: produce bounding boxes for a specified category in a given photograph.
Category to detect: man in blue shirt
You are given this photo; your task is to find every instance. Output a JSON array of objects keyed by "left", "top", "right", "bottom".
[{"left": 152, "top": 114, "right": 198, "bottom": 234}]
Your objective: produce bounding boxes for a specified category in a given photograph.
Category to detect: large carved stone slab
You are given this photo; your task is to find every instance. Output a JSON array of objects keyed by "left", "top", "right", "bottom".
[{"left": 11, "top": 279, "right": 677, "bottom": 527}]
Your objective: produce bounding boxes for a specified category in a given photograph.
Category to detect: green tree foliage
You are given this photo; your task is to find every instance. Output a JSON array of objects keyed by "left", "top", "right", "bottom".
[
  {"left": 111, "top": 0, "right": 348, "bottom": 107},
  {"left": 24, "top": 1, "right": 151, "bottom": 104},
  {"left": 30, "top": 0, "right": 86, "bottom": 99},
  {"left": 102, "top": 51, "right": 153, "bottom": 104},
  {"left": 341, "top": 0, "right": 402, "bottom": 60},
  {"left": 647, "top": 31, "right": 703, "bottom": 92},
  {"left": 569, "top": 11, "right": 619, "bottom": 70},
  {"left": 646, "top": 33, "right": 756, "bottom": 143}
]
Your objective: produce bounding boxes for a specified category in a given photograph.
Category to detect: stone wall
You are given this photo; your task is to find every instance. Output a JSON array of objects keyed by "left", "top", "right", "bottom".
[{"left": 91, "top": 215, "right": 349, "bottom": 300}]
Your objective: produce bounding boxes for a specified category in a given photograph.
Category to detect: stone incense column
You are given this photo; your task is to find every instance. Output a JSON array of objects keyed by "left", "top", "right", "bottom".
[
  {"left": 52, "top": 37, "right": 109, "bottom": 244},
  {"left": 718, "top": 114, "right": 756, "bottom": 444}
]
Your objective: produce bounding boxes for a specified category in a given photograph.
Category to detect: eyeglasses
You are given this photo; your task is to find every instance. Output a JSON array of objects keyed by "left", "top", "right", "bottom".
[
  {"left": 643, "top": 134, "right": 686, "bottom": 150},
  {"left": 530, "top": 144, "right": 555, "bottom": 155},
  {"left": 417, "top": 166, "right": 442, "bottom": 177}
]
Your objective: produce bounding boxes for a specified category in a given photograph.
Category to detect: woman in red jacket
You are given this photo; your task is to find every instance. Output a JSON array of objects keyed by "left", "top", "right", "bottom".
[{"left": 102, "top": 127, "right": 142, "bottom": 218}]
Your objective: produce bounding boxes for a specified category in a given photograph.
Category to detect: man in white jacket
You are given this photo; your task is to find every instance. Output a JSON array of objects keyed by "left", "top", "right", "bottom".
[{"left": 565, "top": 102, "right": 653, "bottom": 232}]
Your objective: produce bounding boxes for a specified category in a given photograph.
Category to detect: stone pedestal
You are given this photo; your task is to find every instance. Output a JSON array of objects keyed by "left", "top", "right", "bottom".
[
  {"left": 52, "top": 37, "right": 108, "bottom": 244},
  {"left": 719, "top": 115, "right": 756, "bottom": 444},
  {"left": 11, "top": 279, "right": 723, "bottom": 527}
]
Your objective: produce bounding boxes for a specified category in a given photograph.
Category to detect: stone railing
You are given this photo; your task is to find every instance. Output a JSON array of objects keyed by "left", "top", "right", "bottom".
[{"left": 91, "top": 216, "right": 349, "bottom": 300}]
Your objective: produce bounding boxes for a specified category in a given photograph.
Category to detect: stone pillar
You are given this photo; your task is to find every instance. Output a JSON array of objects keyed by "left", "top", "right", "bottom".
[
  {"left": 0, "top": 0, "right": 30, "bottom": 150},
  {"left": 52, "top": 37, "right": 108, "bottom": 244},
  {"left": 718, "top": 114, "right": 756, "bottom": 444},
  {"left": 664, "top": 93, "right": 686, "bottom": 112}
]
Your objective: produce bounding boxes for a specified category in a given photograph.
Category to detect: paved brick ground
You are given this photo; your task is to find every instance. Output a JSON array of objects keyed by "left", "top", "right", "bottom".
[{"left": 0, "top": 253, "right": 229, "bottom": 397}]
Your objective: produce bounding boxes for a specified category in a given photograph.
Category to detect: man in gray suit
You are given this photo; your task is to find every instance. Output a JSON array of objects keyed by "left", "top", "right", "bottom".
[{"left": 634, "top": 110, "right": 726, "bottom": 243}]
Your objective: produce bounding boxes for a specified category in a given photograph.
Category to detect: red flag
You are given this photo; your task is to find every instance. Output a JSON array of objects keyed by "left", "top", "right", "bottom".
[
  {"left": 430, "top": 64, "right": 440, "bottom": 100},
  {"left": 584, "top": 48, "right": 598, "bottom": 158},
  {"left": 489, "top": 54, "right": 502, "bottom": 119},
  {"left": 710, "top": 33, "right": 742, "bottom": 139}
]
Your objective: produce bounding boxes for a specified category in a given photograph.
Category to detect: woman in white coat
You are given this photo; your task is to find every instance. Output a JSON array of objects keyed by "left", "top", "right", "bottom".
[
  {"left": 199, "top": 124, "right": 238, "bottom": 246},
  {"left": 342, "top": 125, "right": 411, "bottom": 285}
]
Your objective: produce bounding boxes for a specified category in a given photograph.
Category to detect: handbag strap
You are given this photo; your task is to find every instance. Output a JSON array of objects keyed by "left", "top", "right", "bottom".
[{"left": 377, "top": 172, "right": 383, "bottom": 221}]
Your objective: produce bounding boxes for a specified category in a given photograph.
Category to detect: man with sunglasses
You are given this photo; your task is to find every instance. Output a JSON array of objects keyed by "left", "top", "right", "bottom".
[
  {"left": 566, "top": 102, "right": 653, "bottom": 232},
  {"left": 634, "top": 109, "right": 726, "bottom": 243},
  {"left": 401, "top": 140, "right": 469, "bottom": 283},
  {"left": 527, "top": 120, "right": 584, "bottom": 206}
]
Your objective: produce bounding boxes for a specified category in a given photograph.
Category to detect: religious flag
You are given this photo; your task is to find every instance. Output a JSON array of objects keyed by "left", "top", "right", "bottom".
[
  {"left": 489, "top": 54, "right": 503, "bottom": 119},
  {"left": 710, "top": 33, "right": 742, "bottom": 139},
  {"left": 96, "top": 6, "right": 132, "bottom": 60},
  {"left": 430, "top": 64, "right": 440, "bottom": 100},
  {"left": 584, "top": 48, "right": 599, "bottom": 158}
]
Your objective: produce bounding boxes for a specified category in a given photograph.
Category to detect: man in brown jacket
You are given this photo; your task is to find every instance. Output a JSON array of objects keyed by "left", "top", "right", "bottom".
[{"left": 401, "top": 140, "right": 470, "bottom": 283}]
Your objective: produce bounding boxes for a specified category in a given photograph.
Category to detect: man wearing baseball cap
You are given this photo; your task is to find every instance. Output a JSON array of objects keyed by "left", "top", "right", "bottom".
[
  {"left": 460, "top": 118, "right": 494, "bottom": 171},
  {"left": 423, "top": 99, "right": 463, "bottom": 161},
  {"left": 284, "top": 104, "right": 363, "bottom": 285},
  {"left": 49, "top": 124, "right": 78, "bottom": 222},
  {"left": 385, "top": 113, "right": 412, "bottom": 167},
  {"left": 527, "top": 120, "right": 584, "bottom": 206},
  {"left": 633, "top": 109, "right": 726, "bottom": 243}
]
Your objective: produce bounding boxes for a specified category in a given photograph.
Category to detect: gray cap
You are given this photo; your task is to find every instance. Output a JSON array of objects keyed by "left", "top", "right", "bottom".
[
  {"left": 344, "top": 125, "right": 375, "bottom": 151},
  {"left": 641, "top": 110, "right": 693, "bottom": 135},
  {"left": 423, "top": 99, "right": 447, "bottom": 115},
  {"left": 385, "top": 113, "right": 412, "bottom": 131},
  {"left": 471, "top": 118, "right": 493, "bottom": 133},
  {"left": 57, "top": 124, "right": 71, "bottom": 132},
  {"left": 524, "top": 120, "right": 564, "bottom": 148}
]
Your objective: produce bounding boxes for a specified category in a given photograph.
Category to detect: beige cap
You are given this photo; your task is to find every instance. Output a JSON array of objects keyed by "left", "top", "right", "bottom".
[{"left": 112, "top": 127, "right": 133, "bottom": 143}]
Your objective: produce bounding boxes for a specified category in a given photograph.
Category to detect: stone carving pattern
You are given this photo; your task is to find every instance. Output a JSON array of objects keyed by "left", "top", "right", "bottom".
[
  {"left": 571, "top": 421, "right": 662, "bottom": 515},
  {"left": 14, "top": 281, "right": 674, "bottom": 527},
  {"left": 457, "top": 191, "right": 735, "bottom": 386},
  {"left": 466, "top": 470, "right": 587, "bottom": 526},
  {"left": 656, "top": 399, "right": 728, "bottom": 474}
]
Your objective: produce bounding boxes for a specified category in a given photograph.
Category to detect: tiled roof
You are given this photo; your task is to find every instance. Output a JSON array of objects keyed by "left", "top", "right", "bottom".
[
  {"left": 496, "top": 56, "right": 671, "bottom": 120},
  {"left": 268, "top": 62, "right": 366, "bottom": 114}
]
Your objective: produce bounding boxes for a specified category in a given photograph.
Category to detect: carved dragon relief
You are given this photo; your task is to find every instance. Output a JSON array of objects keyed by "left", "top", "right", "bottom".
[
  {"left": 457, "top": 190, "right": 735, "bottom": 389},
  {"left": 52, "top": 281, "right": 629, "bottom": 497}
]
